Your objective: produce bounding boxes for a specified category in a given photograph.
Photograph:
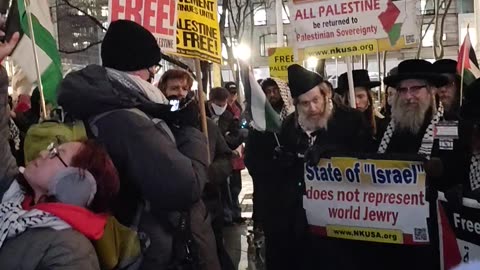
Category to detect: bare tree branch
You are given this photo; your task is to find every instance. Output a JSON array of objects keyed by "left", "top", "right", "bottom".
[
  {"left": 59, "top": 0, "right": 107, "bottom": 31},
  {"left": 59, "top": 40, "right": 102, "bottom": 54}
]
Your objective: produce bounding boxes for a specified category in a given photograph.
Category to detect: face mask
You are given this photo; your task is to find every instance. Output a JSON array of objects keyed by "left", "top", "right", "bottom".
[{"left": 211, "top": 103, "right": 227, "bottom": 115}]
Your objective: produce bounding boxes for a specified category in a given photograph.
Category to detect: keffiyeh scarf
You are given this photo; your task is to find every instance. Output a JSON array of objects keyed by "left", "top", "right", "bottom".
[
  {"left": 0, "top": 181, "right": 69, "bottom": 248},
  {"left": 377, "top": 103, "right": 444, "bottom": 159}
]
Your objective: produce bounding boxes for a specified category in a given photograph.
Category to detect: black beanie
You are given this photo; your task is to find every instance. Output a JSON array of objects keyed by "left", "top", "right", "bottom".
[
  {"left": 287, "top": 64, "right": 323, "bottom": 98},
  {"left": 101, "top": 20, "right": 161, "bottom": 71}
]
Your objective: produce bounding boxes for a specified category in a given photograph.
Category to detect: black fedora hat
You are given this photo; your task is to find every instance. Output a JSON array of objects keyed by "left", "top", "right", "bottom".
[
  {"left": 433, "top": 59, "right": 457, "bottom": 75},
  {"left": 460, "top": 78, "right": 480, "bottom": 122},
  {"left": 335, "top": 69, "right": 380, "bottom": 95},
  {"left": 384, "top": 59, "right": 449, "bottom": 88}
]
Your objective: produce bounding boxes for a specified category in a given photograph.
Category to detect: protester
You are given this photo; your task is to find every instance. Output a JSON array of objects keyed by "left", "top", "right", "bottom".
[
  {"left": 206, "top": 87, "right": 243, "bottom": 225},
  {"left": 434, "top": 59, "right": 461, "bottom": 120},
  {"left": 380, "top": 67, "right": 398, "bottom": 118},
  {"left": 57, "top": 20, "right": 219, "bottom": 270},
  {"left": 459, "top": 78, "right": 480, "bottom": 199},
  {"left": 0, "top": 55, "right": 120, "bottom": 270},
  {"left": 369, "top": 59, "right": 455, "bottom": 270},
  {"left": 225, "top": 82, "right": 246, "bottom": 225},
  {"left": 336, "top": 70, "right": 387, "bottom": 142},
  {"left": 158, "top": 68, "right": 236, "bottom": 270},
  {"left": 271, "top": 64, "right": 372, "bottom": 270},
  {"left": 244, "top": 77, "right": 295, "bottom": 268}
]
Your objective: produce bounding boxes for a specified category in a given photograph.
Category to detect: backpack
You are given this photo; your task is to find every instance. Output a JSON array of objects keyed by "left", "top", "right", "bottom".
[{"left": 23, "top": 108, "right": 199, "bottom": 270}]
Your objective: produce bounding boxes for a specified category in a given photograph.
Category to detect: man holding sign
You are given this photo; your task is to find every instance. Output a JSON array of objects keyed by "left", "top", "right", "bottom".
[{"left": 271, "top": 64, "right": 372, "bottom": 269}]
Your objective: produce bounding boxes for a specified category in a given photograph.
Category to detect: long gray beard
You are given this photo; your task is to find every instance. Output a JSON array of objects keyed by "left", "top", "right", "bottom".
[
  {"left": 392, "top": 96, "right": 433, "bottom": 134},
  {"left": 298, "top": 101, "right": 333, "bottom": 132}
]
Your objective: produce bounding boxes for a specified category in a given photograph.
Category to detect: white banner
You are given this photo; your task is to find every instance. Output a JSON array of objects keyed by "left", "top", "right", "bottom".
[
  {"left": 291, "top": 0, "right": 418, "bottom": 49},
  {"left": 304, "top": 157, "right": 429, "bottom": 245}
]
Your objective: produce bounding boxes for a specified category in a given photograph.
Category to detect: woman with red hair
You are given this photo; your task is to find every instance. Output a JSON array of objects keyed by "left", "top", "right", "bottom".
[{"left": 0, "top": 33, "right": 120, "bottom": 269}]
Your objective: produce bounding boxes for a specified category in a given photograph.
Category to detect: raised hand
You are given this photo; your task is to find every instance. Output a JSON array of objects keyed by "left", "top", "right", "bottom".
[{"left": 0, "top": 32, "right": 19, "bottom": 61}]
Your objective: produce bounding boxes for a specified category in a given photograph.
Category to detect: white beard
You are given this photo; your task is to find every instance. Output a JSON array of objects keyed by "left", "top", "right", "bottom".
[
  {"left": 298, "top": 100, "right": 333, "bottom": 133},
  {"left": 392, "top": 94, "right": 434, "bottom": 134}
]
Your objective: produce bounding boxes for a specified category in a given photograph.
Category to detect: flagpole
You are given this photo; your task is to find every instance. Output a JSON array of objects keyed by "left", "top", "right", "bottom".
[
  {"left": 24, "top": 0, "right": 48, "bottom": 120},
  {"left": 460, "top": 25, "right": 469, "bottom": 106}
]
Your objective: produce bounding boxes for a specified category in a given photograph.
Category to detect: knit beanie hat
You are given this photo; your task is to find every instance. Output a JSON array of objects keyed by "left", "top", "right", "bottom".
[{"left": 101, "top": 20, "right": 161, "bottom": 71}]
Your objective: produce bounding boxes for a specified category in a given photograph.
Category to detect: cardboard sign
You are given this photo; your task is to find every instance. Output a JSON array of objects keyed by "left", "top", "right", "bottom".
[
  {"left": 175, "top": 0, "right": 222, "bottom": 63},
  {"left": 291, "top": 0, "right": 419, "bottom": 49},
  {"left": 304, "top": 157, "right": 429, "bottom": 245},
  {"left": 109, "top": 0, "right": 177, "bottom": 53}
]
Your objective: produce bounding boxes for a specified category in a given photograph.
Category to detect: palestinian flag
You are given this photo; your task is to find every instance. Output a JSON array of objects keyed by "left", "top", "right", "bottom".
[
  {"left": 457, "top": 31, "right": 480, "bottom": 86},
  {"left": 240, "top": 61, "right": 281, "bottom": 132},
  {"left": 4, "top": 0, "right": 62, "bottom": 105}
]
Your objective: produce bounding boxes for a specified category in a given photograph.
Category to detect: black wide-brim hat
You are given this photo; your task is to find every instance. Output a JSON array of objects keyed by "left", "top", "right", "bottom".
[
  {"left": 384, "top": 59, "right": 449, "bottom": 88},
  {"left": 335, "top": 69, "right": 380, "bottom": 95},
  {"left": 460, "top": 78, "right": 480, "bottom": 122}
]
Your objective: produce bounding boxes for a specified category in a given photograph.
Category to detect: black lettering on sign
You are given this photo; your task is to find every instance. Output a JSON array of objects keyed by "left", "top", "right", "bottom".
[{"left": 178, "top": 0, "right": 215, "bottom": 12}]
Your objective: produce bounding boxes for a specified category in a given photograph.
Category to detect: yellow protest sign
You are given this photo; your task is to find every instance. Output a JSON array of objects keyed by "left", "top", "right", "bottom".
[
  {"left": 304, "top": 40, "right": 378, "bottom": 59},
  {"left": 175, "top": 0, "right": 221, "bottom": 63},
  {"left": 268, "top": 47, "right": 295, "bottom": 81}
]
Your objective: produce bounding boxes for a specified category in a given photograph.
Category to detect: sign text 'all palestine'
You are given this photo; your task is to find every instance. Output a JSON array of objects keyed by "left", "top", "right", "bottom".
[{"left": 291, "top": 0, "right": 418, "bottom": 48}]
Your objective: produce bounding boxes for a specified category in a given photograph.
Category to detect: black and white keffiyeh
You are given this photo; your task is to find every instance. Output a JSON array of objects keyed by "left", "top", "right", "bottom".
[
  {"left": 470, "top": 153, "right": 480, "bottom": 191},
  {"left": 377, "top": 102, "right": 444, "bottom": 159},
  {"left": 8, "top": 118, "right": 20, "bottom": 151},
  {"left": 0, "top": 181, "right": 69, "bottom": 248}
]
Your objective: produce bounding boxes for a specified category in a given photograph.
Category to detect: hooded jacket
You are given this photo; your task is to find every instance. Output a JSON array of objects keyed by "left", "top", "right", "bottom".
[{"left": 57, "top": 65, "right": 217, "bottom": 270}]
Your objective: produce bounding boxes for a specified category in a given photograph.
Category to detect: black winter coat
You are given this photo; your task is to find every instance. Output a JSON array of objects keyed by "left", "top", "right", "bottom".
[{"left": 57, "top": 65, "right": 218, "bottom": 270}]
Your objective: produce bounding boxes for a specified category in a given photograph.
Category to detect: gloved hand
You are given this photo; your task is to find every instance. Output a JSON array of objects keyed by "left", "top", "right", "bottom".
[
  {"left": 304, "top": 144, "right": 337, "bottom": 167},
  {"left": 274, "top": 146, "right": 296, "bottom": 167},
  {"left": 423, "top": 157, "right": 444, "bottom": 179},
  {"left": 444, "top": 184, "right": 464, "bottom": 211}
]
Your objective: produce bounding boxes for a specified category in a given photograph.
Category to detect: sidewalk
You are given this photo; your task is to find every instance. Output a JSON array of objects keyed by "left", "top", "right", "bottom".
[{"left": 223, "top": 169, "right": 265, "bottom": 270}]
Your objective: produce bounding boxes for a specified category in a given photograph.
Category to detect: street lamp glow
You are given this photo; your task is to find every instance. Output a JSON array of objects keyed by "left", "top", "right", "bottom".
[
  {"left": 234, "top": 44, "right": 251, "bottom": 61},
  {"left": 306, "top": 56, "right": 318, "bottom": 69}
]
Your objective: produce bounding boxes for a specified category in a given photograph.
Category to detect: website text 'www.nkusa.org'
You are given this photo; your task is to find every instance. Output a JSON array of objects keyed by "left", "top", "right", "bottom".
[
  {"left": 305, "top": 42, "right": 376, "bottom": 59},
  {"left": 326, "top": 225, "right": 403, "bottom": 244}
]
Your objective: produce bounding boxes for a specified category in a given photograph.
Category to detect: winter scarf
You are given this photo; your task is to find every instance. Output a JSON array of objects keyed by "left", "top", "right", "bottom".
[
  {"left": 271, "top": 78, "right": 295, "bottom": 121},
  {"left": 378, "top": 102, "right": 444, "bottom": 159},
  {"left": 105, "top": 68, "right": 169, "bottom": 105},
  {"left": 0, "top": 181, "right": 69, "bottom": 248},
  {"left": 8, "top": 118, "right": 20, "bottom": 151},
  {"left": 470, "top": 152, "right": 480, "bottom": 191}
]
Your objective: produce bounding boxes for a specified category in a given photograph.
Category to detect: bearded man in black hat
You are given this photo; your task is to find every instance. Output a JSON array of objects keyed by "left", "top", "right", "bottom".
[
  {"left": 57, "top": 20, "right": 220, "bottom": 270},
  {"left": 433, "top": 59, "right": 462, "bottom": 120},
  {"left": 336, "top": 70, "right": 388, "bottom": 144},
  {"left": 270, "top": 64, "right": 372, "bottom": 270},
  {"left": 371, "top": 59, "right": 462, "bottom": 270}
]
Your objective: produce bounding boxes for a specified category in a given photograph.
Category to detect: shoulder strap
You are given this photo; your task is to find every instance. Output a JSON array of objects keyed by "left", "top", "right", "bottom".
[{"left": 89, "top": 108, "right": 176, "bottom": 144}]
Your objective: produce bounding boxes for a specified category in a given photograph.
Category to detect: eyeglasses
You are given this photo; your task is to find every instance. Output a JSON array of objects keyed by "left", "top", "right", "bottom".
[
  {"left": 396, "top": 85, "right": 427, "bottom": 95},
  {"left": 47, "top": 142, "right": 68, "bottom": 167}
]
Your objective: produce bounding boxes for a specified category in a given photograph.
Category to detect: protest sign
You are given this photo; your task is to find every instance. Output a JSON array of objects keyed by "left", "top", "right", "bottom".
[
  {"left": 304, "top": 157, "right": 429, "bottom": 245},
  {"left": 291, "top": 0, "right": 418, "bottom": 49},
  {"left": 304, "top": 39, "right": 378, "bottom": 59},
  {"left": 109, "top": 0, "right": 177, "bottom": 53},
  {"left": 437, "top": 193, "right": 480, "bottom": 270},
  {"left": 175, "top": 0, "right": 222, "bottom": 63},
  {"left": 268, "top": 47, "right": 295, "bottom": 81}
]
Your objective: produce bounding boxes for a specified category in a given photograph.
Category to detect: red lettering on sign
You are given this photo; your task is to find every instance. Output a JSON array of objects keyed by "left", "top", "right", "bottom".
[
  {"left": 125, "top": 0, "right": 143, "bottom": 23},
  {"left": 110, "top": 0, "right": 124, "bottom": 21},
  {"left": 143, "top": 0, "right": 156, "bottom": 32},
  {"left": 155, "top": 0, "right": 170, "bottom": 34}
]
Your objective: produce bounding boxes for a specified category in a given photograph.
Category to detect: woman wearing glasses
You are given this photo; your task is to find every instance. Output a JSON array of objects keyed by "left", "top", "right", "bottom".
[{"left": 0, "top": 34, "right": 120, "bottom": 269}]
